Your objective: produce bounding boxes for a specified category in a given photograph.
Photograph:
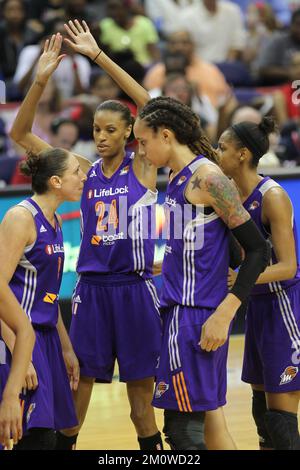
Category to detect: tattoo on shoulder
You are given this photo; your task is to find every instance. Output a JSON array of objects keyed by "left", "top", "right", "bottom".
[
  {"left": 191, "top": 176, "right": 202, "bottom": 190},
  {"left": 204, "top": 172, "right": 248, "bottom": 228}
]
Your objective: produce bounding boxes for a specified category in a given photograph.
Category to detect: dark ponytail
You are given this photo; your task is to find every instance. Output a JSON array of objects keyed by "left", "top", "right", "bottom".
[
  {"left": 20, "top": 148, "right": 70, "bottom": 194},
  {"left": 229, "top": 116, "right": 277, "bottom": 167}
]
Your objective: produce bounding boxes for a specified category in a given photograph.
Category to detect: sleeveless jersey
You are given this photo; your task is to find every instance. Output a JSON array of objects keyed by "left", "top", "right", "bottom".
[
  {"left": 160, "top": 155, "right": 229, "bottom": 309},
  {"left": 76, "top": 152, "right": 157, "bottom": 279},
  {"left": 9, "top": 198, "right": 64, "bottom": 327},
  {"left": 243, "top": 176, "right": 300, "bottom": 295}
]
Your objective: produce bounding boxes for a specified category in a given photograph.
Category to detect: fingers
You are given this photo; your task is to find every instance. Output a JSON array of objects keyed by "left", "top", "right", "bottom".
[
  {"left": 56, "top": 54, "right": 67, "bottom": 66},
  {"left": 49, "top": 33, "right": 56, "bottom": 50},
  {"left": 64, "top": 22, "right": 77, "bottom": 41},
  {"left": 199, "top": 326, "right": 225, "bottom": 352},
  {"left": 0, "top": 422, "right": 10, "bottom": 448},
  {"left": 53, "top": 32, "right": 62, "bottom": 50},
  {"left": 68, "top": 20, "right": 80, "bottom": 36},
  {"left": 82, "top": 20, "right": 90, "bottom": 32},
  {"left": 69, "top": 364, "right": 80, "bottom": 391},
  {"left": 25, "top": 372, "right": 38, "bottom": 390},
  {"left": 10, "top": 419, "right": 18, "bottom": 445},
  {"left": 73, "top": 366, "right": 80, "bottom": 391},
  {"left": 32, "top": 372, "right": 38, "bottom": 390},
  {"left": 44, "top": 39, "right": 49, "bottom": 53},
  {"left": 63, "top": 37, "right": 76, "bottom": 49},
  {"left": 74, "top": 19, "right": 84, "bottom": 33}
]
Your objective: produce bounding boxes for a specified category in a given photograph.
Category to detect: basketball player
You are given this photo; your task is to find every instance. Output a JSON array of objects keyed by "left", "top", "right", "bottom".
[
  {"left": 133, "top": 97, "right": 270, "bottom": 450},
  {"left": 10, "top": 26, "right": 163, "bottom": 450},
  {"left": 0, "top": 278, "right": 35, "bottom": 448},
  {"left": 3, "top": 47, "right": 87, "bottom": 445},
  {"left": 219, "top": 116, "right": 300, "bottom": 450}
]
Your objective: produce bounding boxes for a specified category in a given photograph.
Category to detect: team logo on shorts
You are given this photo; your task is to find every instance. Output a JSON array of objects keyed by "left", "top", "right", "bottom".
[
  {"left": 91, "top": 235, "right": 102, "bottom": 245},
  {"left": 43, "top": 293, "right": 57, "bottom": 304},
  {"left": 155, "top": 382, "right": 169, "bottom": 398},
  {"left": 279, "top": 366, "right": 299, "bottom": 385},
  {"left": 176, "top": 176, "right": 187, "bottom": 185},
  {"left": 26, "top": 403, "right": 36, "bottom": 424},
  {"left": 248, "top": 201, "right": 260, "bottom": 211}
]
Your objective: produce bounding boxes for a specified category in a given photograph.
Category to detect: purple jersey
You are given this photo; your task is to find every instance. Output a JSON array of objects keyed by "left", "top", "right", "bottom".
[
  {"left": 244, "top": 177, "right": 300, "bottom": 295},
  {"left": 9, "top": 199, "right": 64, "bottom": 328},
  {"left": 160, "top": 155, "right": 229, "bottom": 309},
  {"left": 76, "top": 152, "right": 157, "bottom": 279}
]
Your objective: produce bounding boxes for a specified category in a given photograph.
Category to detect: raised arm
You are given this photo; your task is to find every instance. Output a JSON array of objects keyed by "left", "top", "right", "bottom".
[
  {"left": 64, "top": 20, "right": 151, "bottom": 110},
  {"left": 9, "top": 33, "right": 91, "bottom": 174},
  {"left": 9, "top": 34, "right": 65, "bottom": 155}
]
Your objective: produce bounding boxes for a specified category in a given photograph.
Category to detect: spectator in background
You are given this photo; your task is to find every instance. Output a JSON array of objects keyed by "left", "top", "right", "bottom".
[
  {"left": 26, "top": 0, "right": 65, "bottom": 26},
  {"left": 99, "top": 0, "right": 160, "bottom": 67},
  {"left": 0, "top": 0, "right": 40, "bottom": 99},
  {"left": 7, "top": 76, "right": 62, "bottom": 151},
  {"left": 90, "top": 71, "right": 121, "bottom": 103},
  {"left": 257, "top": 8, "right": 300, "bottom": 85},
  {"left": 144, "top": 0, "right": 198, "bottom": 37},
  {"left": 26, "top": 0, "right": 101, "bottom": 28},
  {"left": 160, "top": 73, "right": 218, "bottom": 142},
  {"left": 13, "top": 20, "right": 91, "bottom": 99},
  {"left": 180, "top": 0, "right": 246, "bottom": 63},
  {"left": 144, "top": 31, "right": 232, "bottom": 109},
  {"left": 230, "top": 0, "right": 291, "bottom": 26},
  {"left": 243, "top": 1, "right": 280, "bottom": 71}
]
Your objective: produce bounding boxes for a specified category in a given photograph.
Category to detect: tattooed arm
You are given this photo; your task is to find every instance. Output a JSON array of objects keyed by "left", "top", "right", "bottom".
[
  {"left": 185, "top": 166, "right": 250, "bottom": 228},
  {"left": 185, "top": 166, "right": 270, "bottom": 352}
]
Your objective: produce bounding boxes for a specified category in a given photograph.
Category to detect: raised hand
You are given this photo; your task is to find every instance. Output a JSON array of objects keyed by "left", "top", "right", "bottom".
[
  {"left": 64, "top": 20, "right": 101, "bottom": 60},
  {"left": 36, "top": 33, "right": 66, "bottom": 82}
]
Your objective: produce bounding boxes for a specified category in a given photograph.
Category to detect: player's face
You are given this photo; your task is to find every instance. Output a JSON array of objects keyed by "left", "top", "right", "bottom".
[
  {"left": 93, "top": 110, "right": 131, "bottom": 159},
  {"left": 59, "top": 153, "right": 87, "bottom": 201},
  {"left": 217, "top": 131, "right": 242, "bottom": 177},
  {"left": 134, "top": 118, "right": 169, "bottom": 168}
]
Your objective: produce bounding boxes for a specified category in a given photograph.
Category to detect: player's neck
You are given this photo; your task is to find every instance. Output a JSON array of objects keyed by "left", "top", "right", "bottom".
[
  {"left": 232, "top": 170, "right": 263, "bottom": 202},
  {"left": 31, "top": 194, "right": 60, "bottom": 227},
  {"left": 167, "top": 146, "right": 196, "bottom": 177},
  {"left": 101, "top": 152, "right": 125, "bottom": 178}
]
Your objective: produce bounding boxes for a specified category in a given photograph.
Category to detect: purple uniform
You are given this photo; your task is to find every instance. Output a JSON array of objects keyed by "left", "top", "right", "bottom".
[
  {"left": 70, "top": 153, "right": 162, "bottom": 382},
  {"left": 77, "top": 152, "right": 156, "bottom": 279},
  {"left": 0, "top": 335, "right": 10, "bottom": 451},
  {"left": 0, "top": 334, "right": 11, "bottom": 403},
  {"left": 153, "top": 155, "right": 231, "bottom": 412},
  {"left": 7, "top": 198, "right": 77, "bottom": 432},
  {"left": 242, "top": 177, "right": 300, "bottom": 392}
]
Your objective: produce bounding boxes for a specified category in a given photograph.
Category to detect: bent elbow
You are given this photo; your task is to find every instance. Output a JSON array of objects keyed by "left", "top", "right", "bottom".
[
  {"left": 287, "top": 264, "right": 297, "bottom": 280},
  {"left": 9, "top": 127, "right": 19, "bottom": 143}
]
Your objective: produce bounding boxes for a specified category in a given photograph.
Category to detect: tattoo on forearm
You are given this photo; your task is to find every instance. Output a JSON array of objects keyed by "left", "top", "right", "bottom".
[{"left": 204, "top": 172, "right": 248, "bottom": 228}]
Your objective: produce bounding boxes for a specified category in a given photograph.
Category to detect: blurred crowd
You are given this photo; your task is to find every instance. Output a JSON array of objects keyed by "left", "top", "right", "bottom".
[{"left": 1, "top": 0, "right": 300, "bottom": 186}]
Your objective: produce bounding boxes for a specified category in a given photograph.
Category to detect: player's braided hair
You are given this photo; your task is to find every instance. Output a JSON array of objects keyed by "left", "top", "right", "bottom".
[{"left": 139, "top": 97, "right": 217, "bottom": 162}]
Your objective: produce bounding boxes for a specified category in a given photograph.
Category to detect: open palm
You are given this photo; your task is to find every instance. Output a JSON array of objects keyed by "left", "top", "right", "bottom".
[
  {"left": 36, "top": 33, "right": 65, "bottom": 80},
  {"left": 64, "top": 20, "right": 100, "bottom": 60}
]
